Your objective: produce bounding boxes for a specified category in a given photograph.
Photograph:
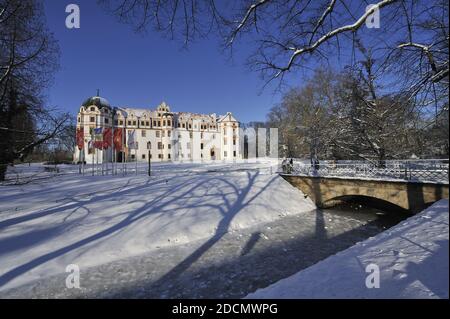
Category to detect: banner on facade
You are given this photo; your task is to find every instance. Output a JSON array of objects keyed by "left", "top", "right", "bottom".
[{"left": 76, "top": 127, "right": 84, "bottom": 150}]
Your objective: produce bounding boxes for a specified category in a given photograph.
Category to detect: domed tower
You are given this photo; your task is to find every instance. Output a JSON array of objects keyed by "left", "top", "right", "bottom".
[{"left": 74, "top": 93, "right": 113, "bottom": 164}]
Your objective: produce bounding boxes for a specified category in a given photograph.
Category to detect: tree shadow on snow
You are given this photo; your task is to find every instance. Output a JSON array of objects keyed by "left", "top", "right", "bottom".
[{"left": 0, "top": 170, "right": 274, "bottom": 289}]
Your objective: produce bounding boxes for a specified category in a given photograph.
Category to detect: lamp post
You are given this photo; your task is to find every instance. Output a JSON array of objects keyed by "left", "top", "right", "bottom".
[{"left": 148, "top": 150, "right": 151, "bottom": 176}]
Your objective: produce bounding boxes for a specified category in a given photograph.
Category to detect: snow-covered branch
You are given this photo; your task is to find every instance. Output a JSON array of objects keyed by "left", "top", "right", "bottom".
[{"left": 272, "top": 0, "right": 397, "bottom": 78}]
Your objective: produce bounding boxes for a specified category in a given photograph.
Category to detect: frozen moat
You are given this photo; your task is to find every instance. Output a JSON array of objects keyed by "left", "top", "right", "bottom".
[{"left": 0, "top": 203, "right": 408, "bottom": 298}]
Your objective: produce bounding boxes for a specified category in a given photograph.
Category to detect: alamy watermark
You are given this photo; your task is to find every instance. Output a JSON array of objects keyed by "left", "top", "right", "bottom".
[
  {"left": 365, "top": 4, "right": 381, "bottom": 29},
  {"left": 65, "top": 264, "right": 81, "bottom": 289},
  {"left": 365, "top": 263, "right": 380, "bottom": 289},
  {"left": 66, "top": 4, "right": 80, "bottom": 29}
]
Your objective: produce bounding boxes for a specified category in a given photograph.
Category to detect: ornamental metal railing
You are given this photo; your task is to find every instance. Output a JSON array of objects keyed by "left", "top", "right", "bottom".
[{"left": 285, "top": 159, "right": 449, "bottom": 183}]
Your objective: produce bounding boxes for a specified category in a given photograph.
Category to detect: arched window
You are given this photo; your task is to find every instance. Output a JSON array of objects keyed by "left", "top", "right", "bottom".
[{"left": 147, "top": 142, "right": 151, "bottom": 150}]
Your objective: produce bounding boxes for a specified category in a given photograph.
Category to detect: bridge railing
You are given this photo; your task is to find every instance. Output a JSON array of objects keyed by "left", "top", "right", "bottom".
[{"left": 288, "top": 159, "right": 449, "bottom": 183}]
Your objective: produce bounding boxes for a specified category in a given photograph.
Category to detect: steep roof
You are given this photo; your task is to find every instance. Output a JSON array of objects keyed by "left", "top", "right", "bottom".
[{"left": 218, "top": 112, "right": 238, "bottom": 123}]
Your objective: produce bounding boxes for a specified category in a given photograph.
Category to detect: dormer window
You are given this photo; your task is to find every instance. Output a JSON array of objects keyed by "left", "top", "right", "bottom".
[{"left": 90, "top": 107, "right": 95, "bottom": 112}]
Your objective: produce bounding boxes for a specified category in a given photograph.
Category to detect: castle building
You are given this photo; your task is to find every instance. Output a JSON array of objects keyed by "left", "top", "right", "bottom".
[{"left": 74, "top": 96, "right": 241, "bottom": 163}]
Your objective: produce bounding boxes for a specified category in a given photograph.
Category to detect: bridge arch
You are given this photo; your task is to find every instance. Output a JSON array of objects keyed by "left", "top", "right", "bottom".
[
  {"left": 321, "top": 195, "right": 412, "bottom": 214},
  {"left": 281, "top": 175, "right": 449, "bottom": 213}
]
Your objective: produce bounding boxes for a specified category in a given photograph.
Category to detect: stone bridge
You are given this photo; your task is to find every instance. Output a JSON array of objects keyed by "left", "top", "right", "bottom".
[{"left": 281, "top": 175, "right": 449, "bottom": 213}]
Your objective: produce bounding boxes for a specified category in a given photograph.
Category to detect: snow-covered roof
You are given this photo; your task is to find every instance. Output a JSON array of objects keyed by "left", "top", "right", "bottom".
[
  {"left": 116, "top": 107, "right": 152, "bottom": 118},
  {"left": 218, "top": 112, "right": 238, "bottom": 123}
]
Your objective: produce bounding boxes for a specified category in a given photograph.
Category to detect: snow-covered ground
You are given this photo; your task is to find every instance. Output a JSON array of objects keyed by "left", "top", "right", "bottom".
[
  {"left": 247, "top": 199, "right": 449, "bottom": 299},
  {"left": 0, "top": 159, "right": 317, "bottom": 292}
]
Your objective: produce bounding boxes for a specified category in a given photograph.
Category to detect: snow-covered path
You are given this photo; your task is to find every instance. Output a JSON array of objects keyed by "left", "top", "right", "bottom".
[
  {"left": 247, "top": 200, "right": 449, "bottom": 299},
  {"left": 0, "top": 160, "right": 317, "bottom": 292}
]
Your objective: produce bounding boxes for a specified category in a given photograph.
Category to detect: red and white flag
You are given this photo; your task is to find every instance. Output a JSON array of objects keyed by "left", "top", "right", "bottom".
[
  {"left": 113, "top": 128, "right": 123, "bottom": 150},
  {"left": 76, "top": 127, "right": 84, "bottom": 150},
  {"left": 103, "top": 128, "right": 112, "bottom": 149}
]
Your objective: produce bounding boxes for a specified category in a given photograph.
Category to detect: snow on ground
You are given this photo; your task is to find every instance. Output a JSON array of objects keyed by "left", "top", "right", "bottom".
[
  {"left": 246, "top": 199, "right": 449, "bottom": 299},
  {"left": 0, "top": 159, "right": 316, "bottom": 291}
]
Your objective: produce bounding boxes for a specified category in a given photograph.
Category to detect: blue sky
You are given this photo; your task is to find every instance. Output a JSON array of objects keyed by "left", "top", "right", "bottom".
[{"left": 43, "top": 0, "right": 282, "bottom": 123}]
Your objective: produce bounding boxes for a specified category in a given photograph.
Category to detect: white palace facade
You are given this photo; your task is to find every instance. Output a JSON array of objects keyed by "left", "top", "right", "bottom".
[{"left": 74, "top": 96, "right": 241, "bottom": 163}]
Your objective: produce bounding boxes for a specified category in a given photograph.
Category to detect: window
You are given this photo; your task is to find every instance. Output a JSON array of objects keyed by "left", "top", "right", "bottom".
[
  {"left": 128, "top": 120, "right": 132, "bottom": 126},
  {"left": 168, "top": 144, "right": 171, "bottom": 149},
  {"left": 233, "top": 139, "right": 236, "bottom": 146},
  {"left": 141, "top": 121, "right": 145, "bottom": 126},
  {"left": 212, "top": 134, "right": 216, "bottom": 139},
  {"left": 182, "top": 123, "right": 186, "bottom": 128},
  {"left": 90, "top": 117, "right": 95, "bottom": 123},
  {"left": 200, "top": 143, "right": 204, "bottom": 150},
  {"left": 200, "top": 133, "right": 204, "bottom": 139},
  {"left": 119, "top": 120, "right": 123, "bottom": 125},
  {"left": 153, "top": 120, "right": 157, "bottom": 127},
  {"left": 178, "top": 122, "right": 181, "bottom": 128},
  {"left": 168, "top": 154, "right": 171, "bottom": 159},
  {"left": 233, "top": 151, "right": 237, "bottom": 157},
  {"left": 224, "top": 151, "right": 228, "bottom": 157},
  {"left": 189, "top": 132, "right": 193, "bottom": 139},
  {"left": 188, "top": 124, "right": 192, "bottom": 129},
  {"left": 133, "top": 121, "right": 137, "bottom": 126},
  {"left": 90, "top": 107, "right": 95, "bottom": 111},
  {"left": 78, "top": 117, "right": 81, "bottom": 123},
  {"left": 104, "top": 118, "right": 109, "bottom": 124},
  {"left": 141, "top": 130, "right": 146, "bottom": 137},
  {"left": 168, "top": 131, "right": 171, "bottom": 137},
  {"left": 224, "top": 138, "right": 227, "bottom": 145},
  {"left": 158, "top": 121, "right": 161, "bottom": 127},
  {"left": 156, "top": 131, "right": 160, "bottom": 138},
  {"left": 147, "top": 142, "right": 151, "bottom": 149},
  {"left": 158, "top": 142, "right": 163, "bottom": 150},
  {"left": 168, "top": 120, "right": 171, "bottom": 126},
  {"left": 158, "top": 154, "right": 163, "bottom": 159},
  {"left": 146, "top": 121, "right": 150, "bottom": 126},
  {"left": 142, "top": 154, "right": 146, "bottom": 159},
  {"left": 163, "top": 120, "right": 166, "bottom": 126},
  {"left": 131, "top": 154, "right": 135, "bottom": 160}
]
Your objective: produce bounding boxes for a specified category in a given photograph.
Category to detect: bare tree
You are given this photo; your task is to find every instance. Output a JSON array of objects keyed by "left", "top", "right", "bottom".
[
  {"left": 101, "top": 1, "right": 448, "bottom": 158},
  {"left": 0, "top": 0, "right": 68, "bottom": 181}
]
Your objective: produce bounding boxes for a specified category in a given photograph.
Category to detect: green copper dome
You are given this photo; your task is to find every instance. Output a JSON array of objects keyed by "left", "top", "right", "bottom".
[{"left": 82, "top": 96, "right": 111, "bottom": 109}]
